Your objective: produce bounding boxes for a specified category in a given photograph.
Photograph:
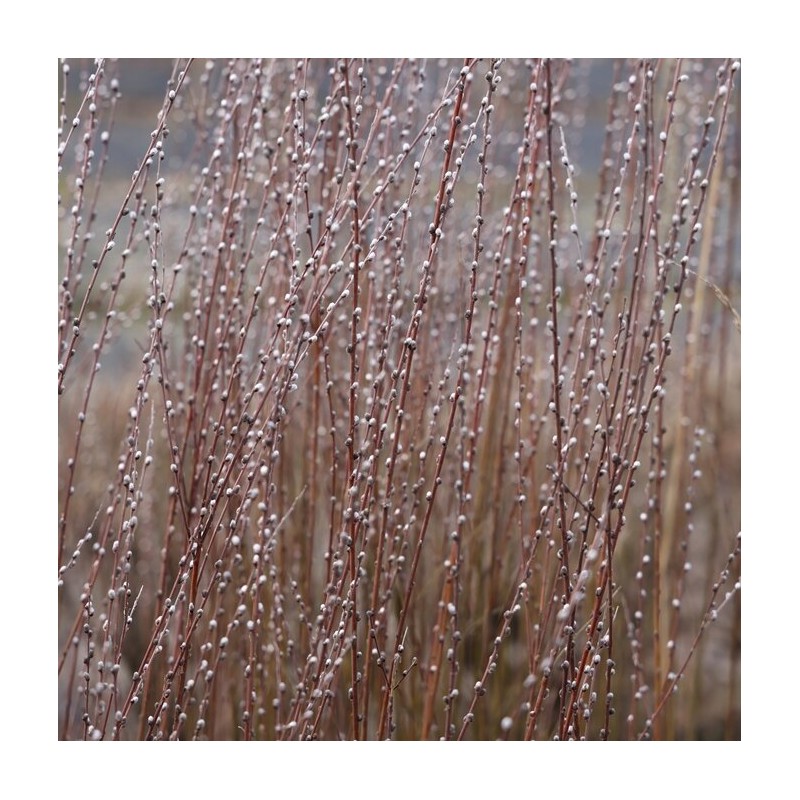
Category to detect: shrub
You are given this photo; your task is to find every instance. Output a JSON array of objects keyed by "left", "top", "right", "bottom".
[{"left": 58, "top": 58, "right": 741, "bottom": 741}]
